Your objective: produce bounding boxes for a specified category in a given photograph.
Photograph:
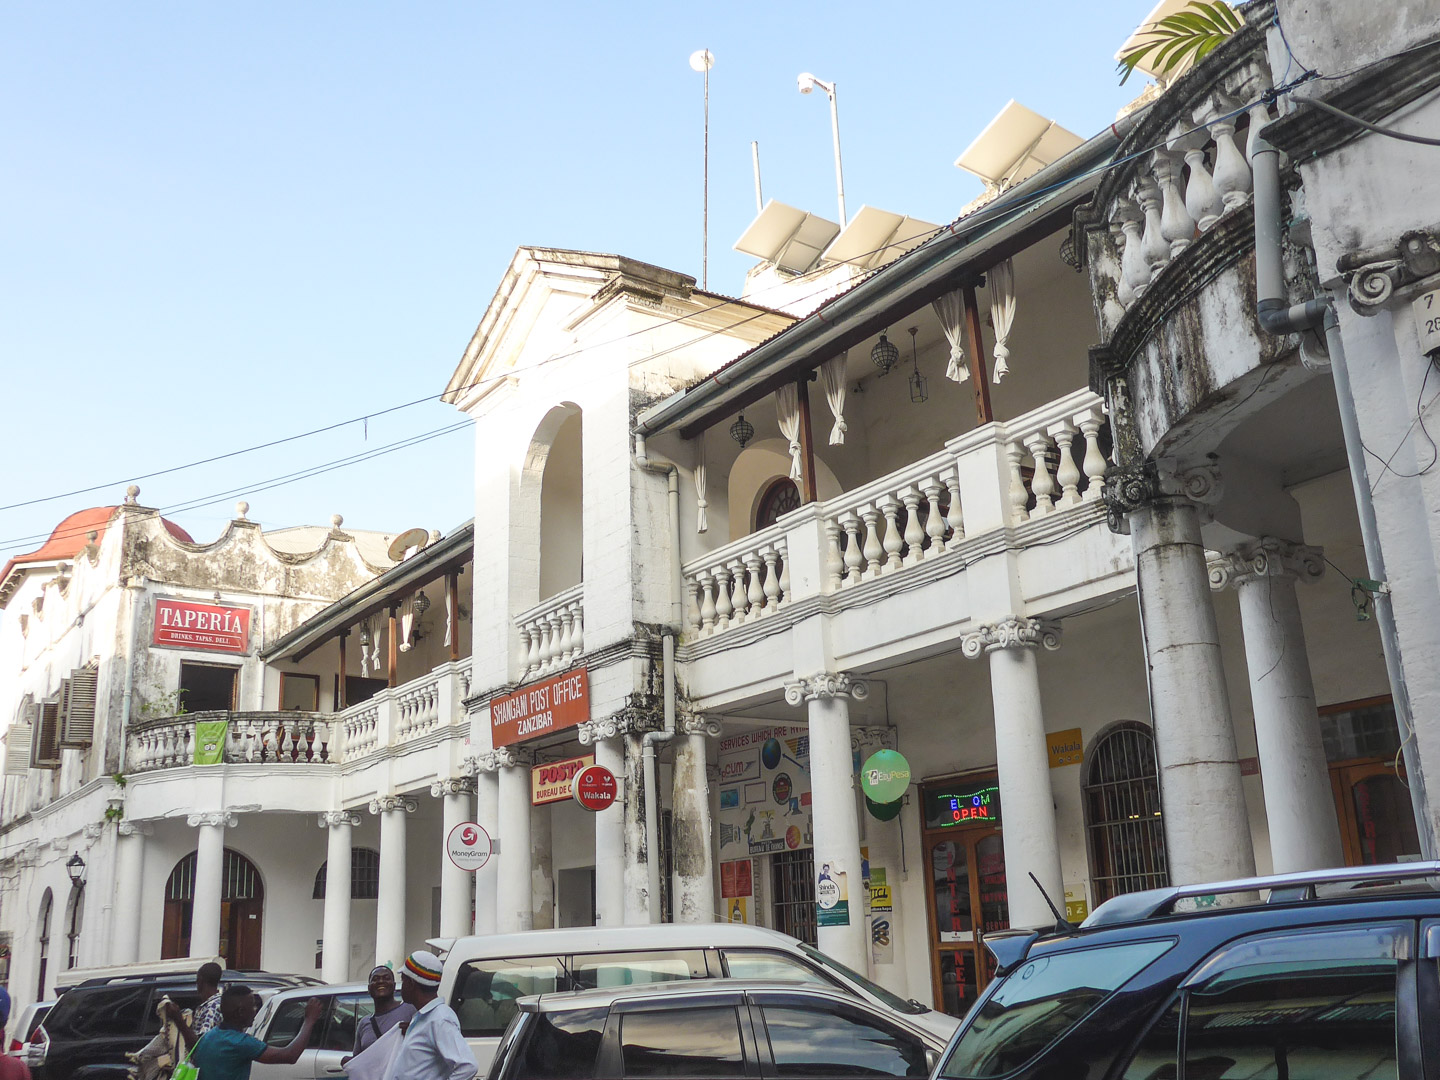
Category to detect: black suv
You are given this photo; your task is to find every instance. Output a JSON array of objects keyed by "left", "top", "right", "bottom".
[
  {"left": 934, "top": 861, "right": 1440, "bottom": 1080},
  {"left": 34, "top": 969, "right": 320, "bottom": 1080}
]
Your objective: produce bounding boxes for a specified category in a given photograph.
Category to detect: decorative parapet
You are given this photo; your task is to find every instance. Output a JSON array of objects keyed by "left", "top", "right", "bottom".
[
  {"left": 1207, "top": 538, "right": 1324, "bottom": 590},
  {"left": 783, "top": 672, "right": 870, "bottom": 706},
  {"left": 960, "top": 617, "right": 1061, "bottom": 658}
]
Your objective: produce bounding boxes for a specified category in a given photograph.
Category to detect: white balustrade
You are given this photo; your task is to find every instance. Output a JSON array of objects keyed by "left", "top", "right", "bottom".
[
  {"left": 1005, "top": 390, "right": 1109, "bottom": 522},
  {"left": 340, "top": 699, "right": 381, "bottom": 759},
  {"left": 127, "top": 711, "right": 332, "bottom": 772},
  {"left": 683, "top": 523, "right": 790, "bottom": 638},
  {"left": 395, "top": 674, "right": 442, "bottom": 742},
  {"left": 516, "top": 584, "right": 584, "bottom": 681}
]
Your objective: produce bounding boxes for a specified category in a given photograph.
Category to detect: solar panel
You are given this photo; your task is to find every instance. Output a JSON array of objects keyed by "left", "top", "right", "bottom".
[
  {"left": 954, "top": 100, "right": 1084, "bottom": 191},
  {"left": 733, "top": 200, "right": 841, "bottom": 275},
  {"left": 822, "top": 205, "right": 940, "bottom": 271}
]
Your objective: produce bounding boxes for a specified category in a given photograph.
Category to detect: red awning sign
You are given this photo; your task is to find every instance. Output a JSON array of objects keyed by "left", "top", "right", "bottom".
[{"left": 573, "top": 764, "right": 618, "bottom": 812}]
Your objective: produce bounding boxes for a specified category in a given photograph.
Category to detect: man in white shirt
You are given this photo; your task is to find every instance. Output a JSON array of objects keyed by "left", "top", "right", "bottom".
[{"left": 385, "top": 951, "right": 477, "bottom": 1080}]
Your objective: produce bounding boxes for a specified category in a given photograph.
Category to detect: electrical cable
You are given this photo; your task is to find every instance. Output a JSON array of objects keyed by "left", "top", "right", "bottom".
[
  {"left": 1363, "top": 362, "right": 1439, "bottom": 493},
  {"left": 1299, "top": 96, "right": 1440, "bottom": 147}
]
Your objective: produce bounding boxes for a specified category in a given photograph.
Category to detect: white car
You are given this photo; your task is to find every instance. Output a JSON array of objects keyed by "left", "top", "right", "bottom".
[
  {"left": 435, "top": 922, "right": 958, "bottom": 1072},
  {"left": 7, "top": 1000, "right": 53, "bottom": 1068},
  {"left": 250, "top": 983, "right": 371, "bottom": 1080}
]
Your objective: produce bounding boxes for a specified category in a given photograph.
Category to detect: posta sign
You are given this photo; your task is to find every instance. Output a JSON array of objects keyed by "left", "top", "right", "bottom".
[
  {"left": 573, "top": 764, "right": 618, "bottom": 812},
  {"left": 153, "top": 598, "right": 251, "bottom": 654},
  {"left": 532, "top": 754, "right": 595, "bottom": 805},
  {"left": 491, "top": 667, "right": 589, "bottom": 748}
]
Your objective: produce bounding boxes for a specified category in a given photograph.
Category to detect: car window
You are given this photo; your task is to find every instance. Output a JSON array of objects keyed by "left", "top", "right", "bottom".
[
  {"left": 265, "top": 999, "right": 312, "bottom": 1048},
  {"left": 452, "top": 957, "right": 566, "bottom": 1038},
  {"left": 1179, "top": 924, "right": 1401, "bottom": 1080},
  {"left": 621, "top": 1006, "right": 745, "bottom": 1078},
  {"left": 759, "top": 1005, "right": 928, "bottom": 1077},
  {"left": 510, "top": 1007, "right": 608, "bottom": 1080},
  {"left": 571, "top": 951, "right": 708, "bottom": 990},
  {"left": 325, "top": 994, "right": 374, "bottom": 1053},
  {"left": 723, "top": 951, "right": 831, "bottom": 987},
  {"left": 46, "top": 986, "right": 152, "bottom": 1040},
  {"left": 940, "top": 939, "right": 1174, "bottom": 1079},
  {"left": 26, "top": 1008, "right": 51, "bottom": 1040},
  {"left": 141, "top": 989, "right": 203, "bottom": 1037},
  {"left": 797, "top": 945, "right": 923, "bottom": 1015}
]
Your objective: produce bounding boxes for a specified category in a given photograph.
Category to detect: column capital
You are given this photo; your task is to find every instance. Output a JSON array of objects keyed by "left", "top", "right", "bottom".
[
  {"left": 117, "top": 820, "right": 153, "bottom": 838},
  {"left": 186, "top": 811, "right": 237, "bottom": 828},
  {"left": 784, "top": 672, "right": 870, "bottom": 706},
  {"left": 961, "top": 617, "right": 1061, "bottom": 658},
  {"left": 1102, "top": 460, "right": 1223, "bottom": 534},
  {"left": 676, "top": 713, "right": 723, "bottom": 737},
  {"left": 851, "top": 726, "right": 897, "bottom": 752},
  {"left": 471, "top": 747, "right": 534, "bottom": 772},
  {"left": 368, "top": 795, "right": 419, "bottom": 815},
  {"left": 1208, "top": 538, "right": 1325, "bottom": 591},
  {"left": 577, "top": 708, "right": 662, "bottom": 744},
  {"left": 431, "top": 777, "right": 477, "bottom": 798},
  {"left": 317, "top": 810, "right": 361, "bottom": 829}
]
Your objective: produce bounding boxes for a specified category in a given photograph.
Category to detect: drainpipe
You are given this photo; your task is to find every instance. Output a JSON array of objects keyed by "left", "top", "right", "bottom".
[
  {"left": 633, "top": 434, "right": 682, "bottom": 922},
  {"left": 1252, "top": 132, "right": 1435, "bottom": 857}
]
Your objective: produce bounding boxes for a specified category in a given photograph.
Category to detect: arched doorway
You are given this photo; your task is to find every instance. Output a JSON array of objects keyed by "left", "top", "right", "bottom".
[
  {"left": 64, "top": 884, "right": 84, "bottom": 970},
  {"left": 161, "top": 849, "right": 264, "bottom": 969},
  {"left": 36, "top": 888, "right": 52, "bottom": 1000},
  {"left": 754, "top": 477, "right": 801, "bottom": 530},
  {"left": 1083, "top": 722, "right": 1169, "bottom": 905}
]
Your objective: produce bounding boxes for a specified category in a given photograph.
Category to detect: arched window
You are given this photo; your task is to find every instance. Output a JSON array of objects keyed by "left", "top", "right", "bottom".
[
  {"left": 754, "top": 477, "right": 801, "bottom": 531},
  {"left": 65, "top": 884, "right": 84, "bottom": 970},
  {"left": 161, "top": 849, "right": 264, "bottom": 969},
  {"left": 537, "top": 407, "right": 583, "bottom": 599},
  {"left": 36, "top": 888, "right": 52, "bottom": 1000},
  {"left": 1083, "top": 722, "right": 1169, "bottom": 905},
  {"left": 312, "top": 848, "right": 382, "bottom": 900}
]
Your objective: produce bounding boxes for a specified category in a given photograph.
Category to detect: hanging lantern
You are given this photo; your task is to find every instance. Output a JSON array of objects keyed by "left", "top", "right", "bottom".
[
  {"left": 871, "top": 331, "right": 899, "bottom": 375},
  {"left": 413, "top": 590, "right": 431, "bottom": 617},
  {"left": 729, "top": 413, "right": 754, "bottom": 448},
  {"left": 908, "top": 327, "right": 927, "bottom": 403}
]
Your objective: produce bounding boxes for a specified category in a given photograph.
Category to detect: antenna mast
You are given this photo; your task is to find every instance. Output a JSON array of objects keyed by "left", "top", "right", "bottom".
[{"left": 689, "top": 50, "right": 716, "bottom": 289}]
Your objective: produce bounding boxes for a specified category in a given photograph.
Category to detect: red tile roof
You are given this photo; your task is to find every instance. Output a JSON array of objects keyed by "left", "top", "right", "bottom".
[{"left": 0, "top": 506, "right": 194, "bottom": 597}]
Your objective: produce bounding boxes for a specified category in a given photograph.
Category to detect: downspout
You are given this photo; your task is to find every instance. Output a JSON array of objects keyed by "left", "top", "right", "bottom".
[
  {"left": 1253, "top": 131, "right": 1435, "bottom": 856},
  {"left": 633, "top": 434, "right": 682, "bottom": 922}
]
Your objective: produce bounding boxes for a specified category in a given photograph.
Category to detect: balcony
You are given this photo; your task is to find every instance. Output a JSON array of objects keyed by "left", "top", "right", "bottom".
[
  {"left": 331, "top": 657, "right": 472, "bottom": 763},
  {"left": 515, "top": 583, "right": 585, "bottom": 682},
  {"left": 128, "top": 711, "right": 335, "bottom": 773}
]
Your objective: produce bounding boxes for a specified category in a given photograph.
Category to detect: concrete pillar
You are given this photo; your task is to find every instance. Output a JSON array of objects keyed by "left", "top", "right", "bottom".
[
  {"left": 497, "top": 756, "right": 533, "bottom": 933},
  {"left": 320, "top": 811, "right": 356, "bottom": 983},
  {"left": 372, "top": 796, "right": 414, "bottom": 968},
  {"left": 1213, "top": 540, "right": 1344, "bottom": 872},
  {"left": 111, "top": 822, "right": 148, "bottom": 964},
  {"left": 623, "top": 733, "right": 650, "bottom": 925},
  {"left": 963, "top": 620, "right": 1064, "bottom": 929},
  {"left": 433, "top": 780, "right": 476, "bottom": 938},
  {"left": 532, "top": 799, "right": 554, "bottom": 929},
  {"left": 1131, "top": 497, "right": 1257, "bottom": 884},
  {"left": 786, "top": 673, "right": 868, "bottom": 971},
  {"left": 187, "top": 812, "right": 233, "bottom": 958},
  {"left": 672, "top": 722, "right": 718, "bottom": 923},
  {"left": 593, "top": 735, "right": 626, "bottom": 926},
  {"left": 474, "top": 770, "right": 499, "bottom": 935}
]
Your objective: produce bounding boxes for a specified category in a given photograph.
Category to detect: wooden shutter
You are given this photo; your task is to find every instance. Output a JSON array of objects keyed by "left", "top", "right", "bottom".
[
  {"left": 60, "top": 666, "right": 98, "bottom": 747},
  {"left": 4, "top": 705, "right": 35, "bottom": 776},
  {"left": 30, "top": 700, "right": 61, "bottom": 770}
]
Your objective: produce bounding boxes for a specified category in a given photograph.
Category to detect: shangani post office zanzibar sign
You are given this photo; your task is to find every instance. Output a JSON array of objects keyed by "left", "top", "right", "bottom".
[{"left": 491, "top": 666, "right": 589, "bottom": 748}]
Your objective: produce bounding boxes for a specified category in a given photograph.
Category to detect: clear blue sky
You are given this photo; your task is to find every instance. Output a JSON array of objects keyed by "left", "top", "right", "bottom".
[{"left": 2, "top": 1, "right": 1148, "bottom": 557}]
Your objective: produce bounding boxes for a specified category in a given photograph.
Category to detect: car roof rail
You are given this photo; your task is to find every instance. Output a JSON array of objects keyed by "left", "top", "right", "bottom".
[{"left": 1083, "top": 860, "right": 1440, "bottom": 928}]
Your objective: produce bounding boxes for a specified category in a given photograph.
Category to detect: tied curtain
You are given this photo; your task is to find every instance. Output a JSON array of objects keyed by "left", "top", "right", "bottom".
[
  {"left": 775, "top": 383, "right": 803, "bottom": 481},
  {"left": 989, "top": 258, "right": 1017, "bottom": 383},
  {"left": 695, "top": 434, "right": 708, "bottom": 533},
  {"left": 932, "top": 290, "right": 968, "bottom": 383},
  {"left": 820, "top": 353, "right": 848, "bottom": 445}
]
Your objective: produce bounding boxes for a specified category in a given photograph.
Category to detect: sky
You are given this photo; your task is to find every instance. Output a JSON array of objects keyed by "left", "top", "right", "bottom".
[{"left": 1, "top": 1, "right": 1150, "bottom": 560}]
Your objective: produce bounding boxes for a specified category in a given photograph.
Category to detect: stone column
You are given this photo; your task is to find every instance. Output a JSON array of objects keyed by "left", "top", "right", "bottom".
[
  {"left": 672, "top": 716, "right": 721, "bottom": 924},
  {"left": 1210, "top": 539, "right": 1344, "bottom": 872},
  {"left": 473, "top": 764, "right": 500, "bottom": 936},
  {"left": 318, "top": 811, "right": 358, "bottom": 983},
  {"left": 1112, "top": 470, "right": 1257, "bottom": 885},
  {"left": 495, "top": 749, "right": 534, "bottom": 933},
  {"left": 962, "top": 619, "right": 1065, "bottom": 930},
  {"left": 532, "top": 796, "right": 554, "bottom": 930},
  {"left": 187, "top": 812, "right": 235, "bottom": 958},
  {"left": 111, "top": 821, "right": 149, "bottom": 965},
  {"left": 580, "top": 721, "right": 626, "bottom": 927},
  {"left": 623, "top": 731, "right": 651, "bottom": 925},
  {"left": 785, "top": 673, "right": 869, "bottom": 971},
  {"left": 370, "top": 796, "right": 416, "bottom": 969},
  {"left": 432, "top": 779, "right": 477, "bottom": 938}
]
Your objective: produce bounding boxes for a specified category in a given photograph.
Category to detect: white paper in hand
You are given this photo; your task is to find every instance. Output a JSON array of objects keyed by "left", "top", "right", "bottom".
[{"left": 346, "top": 1022, "right": 405, "bottom": 1080}]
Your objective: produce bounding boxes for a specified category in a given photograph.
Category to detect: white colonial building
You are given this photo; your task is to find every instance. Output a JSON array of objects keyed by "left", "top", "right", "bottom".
[{"left": 3, "top": 0, "right": 1435, "bottom": 1025}]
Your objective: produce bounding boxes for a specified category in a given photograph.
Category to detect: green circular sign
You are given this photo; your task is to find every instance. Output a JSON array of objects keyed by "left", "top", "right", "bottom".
[
  {"left": 861, "top": 749, "right": 911, "bottom": 803},
  {"left": 865, "top": 795, "right": 904, "bottom": 821}
]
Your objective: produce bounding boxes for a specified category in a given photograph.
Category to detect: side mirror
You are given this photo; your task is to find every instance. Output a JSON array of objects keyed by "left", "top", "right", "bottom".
[{"left": 925, "top": 1048, "right": 940, "bottom": 1074}]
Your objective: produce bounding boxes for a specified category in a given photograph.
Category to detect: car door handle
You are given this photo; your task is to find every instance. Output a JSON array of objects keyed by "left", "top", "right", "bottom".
[{"left": 325, "top": 1068, "right": 347, "bottom": 1074}]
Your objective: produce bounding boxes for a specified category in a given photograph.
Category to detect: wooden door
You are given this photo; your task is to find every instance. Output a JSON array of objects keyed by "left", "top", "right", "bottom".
[
  {"left": 229, "top": 899, "right": 264, "bottom": 970},
  {"left": 923, "top": 827, "right": 1008, "bottom": 1017},
  {"left": 1331, "top": 758, "right": 1422, "bottom": 865}
]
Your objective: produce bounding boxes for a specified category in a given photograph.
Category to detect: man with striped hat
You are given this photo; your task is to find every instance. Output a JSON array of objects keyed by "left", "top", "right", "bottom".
[{"left": 384, "top": 951, "right": 476, "bottom": 1080}]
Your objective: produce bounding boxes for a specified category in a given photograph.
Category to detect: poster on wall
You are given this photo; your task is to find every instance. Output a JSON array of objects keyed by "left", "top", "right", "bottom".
[
  {"left": 816, "top": 863, "right": 850, "bottom": 927},
  {"left": 717, "top": 725, "right": 813, "bottom": 861}
]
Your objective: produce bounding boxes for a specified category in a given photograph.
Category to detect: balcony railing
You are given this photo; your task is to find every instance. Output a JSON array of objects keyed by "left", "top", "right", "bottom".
[
  {"left": 333, "top": 657, "right": 472, "bottom": 764},
  {"left": 128, "top": 711, "right": 333, "bottom": 773},
  {"left": 515, "top": 583, "right": 584, "bottom": 682},
  {"left": 682, "top": 388, "right": 1108, "bottom": 639}
]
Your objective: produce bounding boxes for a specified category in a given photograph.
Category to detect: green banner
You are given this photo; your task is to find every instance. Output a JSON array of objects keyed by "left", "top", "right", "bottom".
[{"left": 193, "top": 721, "right": 229, "bottom": 766}]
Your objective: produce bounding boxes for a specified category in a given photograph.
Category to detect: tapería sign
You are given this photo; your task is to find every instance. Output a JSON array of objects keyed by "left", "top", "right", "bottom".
[
  {"left": 532, "top": 754, "right": 594, "bottom": 805},
  {"left": 152, "top": 598, "right": 252, "bottom": 654},
  {"left": 491, "top": 667, "right": 589, "bottom": 748}
]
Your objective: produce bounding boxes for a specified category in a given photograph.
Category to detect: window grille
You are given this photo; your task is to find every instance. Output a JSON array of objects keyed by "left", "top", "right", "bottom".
[
  {"left": 166, "top": 849, "right": 263, "bottom": 902},
  {"left": 1083, "top": 722, "right": 1169, "bottom": 904},
  {"left": 312, "top": 848, "right": 382, "bottom": 900},
  {"left": 771, "top": 848, "right": 817, "bottom": 946}
]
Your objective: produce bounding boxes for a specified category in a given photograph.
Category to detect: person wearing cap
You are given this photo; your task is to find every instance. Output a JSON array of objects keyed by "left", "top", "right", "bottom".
[
  {"left": 384, "top": 951, "right": 475, "bottom": 1080},
  {"left": 0, "top": 988, "right": 31, "bottom": 1080}
]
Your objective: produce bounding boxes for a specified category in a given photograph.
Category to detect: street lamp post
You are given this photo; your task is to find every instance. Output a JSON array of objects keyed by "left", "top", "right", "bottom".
[{"left": 797, "top": 72, "right": 846, "bottom": 227}]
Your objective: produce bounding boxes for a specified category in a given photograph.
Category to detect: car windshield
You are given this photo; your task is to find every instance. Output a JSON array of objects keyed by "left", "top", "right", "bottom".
[
  {"left": 939, "top": 939, "right": 1174, "bottom": 1078},
  {"left": 798, "top": 943, "right": 925, "bottom": 1014}
]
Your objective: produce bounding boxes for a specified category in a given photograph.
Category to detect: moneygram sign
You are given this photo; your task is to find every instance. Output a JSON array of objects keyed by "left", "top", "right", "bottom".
[
  {"left": 153, "top": 598, "right": 252, "bottom": 654},
  {"left": 491, "top": 667, "right": 589, "bottom": 748}
]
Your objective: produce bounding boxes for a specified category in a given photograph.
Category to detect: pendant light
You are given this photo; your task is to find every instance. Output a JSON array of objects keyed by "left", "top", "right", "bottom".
[
  {"left": 871, "top": 330, "right": 899, "bottom": 376},
  {"left": 908, "top": 327, "right": 927, "bottom": 403},
  {"left": 729, "top": 413, "right": 754, "bottom": 448}
]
